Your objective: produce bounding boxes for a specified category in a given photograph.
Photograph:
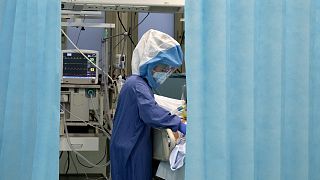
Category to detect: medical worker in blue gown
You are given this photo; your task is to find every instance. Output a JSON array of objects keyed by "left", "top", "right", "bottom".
[{"left": 110, "top": 29, "right": 187, "bottom": 180}]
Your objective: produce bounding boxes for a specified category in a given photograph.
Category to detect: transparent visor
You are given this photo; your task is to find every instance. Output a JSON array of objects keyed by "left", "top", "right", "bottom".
[
  {"left": 152, "top": 64, "right": 176, "bottom": 74},
  {"left": 152, "top": 64, "right": 176, "bottom": 85}
]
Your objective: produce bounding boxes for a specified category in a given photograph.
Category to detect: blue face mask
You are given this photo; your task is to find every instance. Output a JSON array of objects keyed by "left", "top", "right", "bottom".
[{"left": 153, "top": 72, "right": 171, "bottom": 85}]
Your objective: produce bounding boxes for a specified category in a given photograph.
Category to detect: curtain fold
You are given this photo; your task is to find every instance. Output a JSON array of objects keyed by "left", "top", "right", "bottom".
[
  {"left": 0, "top": 0, "right": 60, "bottom": 179},
  {"left": 185, "top": 0, "right": 320, "bottom": 179}
]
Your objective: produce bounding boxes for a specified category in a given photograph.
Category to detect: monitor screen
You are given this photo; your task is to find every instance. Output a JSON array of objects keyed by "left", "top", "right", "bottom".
[
  {"left": 63, "top": 52, "right": 96, "bottom": 78},
  {"left": 62, "top": 50, "right": 99, "bottom": 84}
]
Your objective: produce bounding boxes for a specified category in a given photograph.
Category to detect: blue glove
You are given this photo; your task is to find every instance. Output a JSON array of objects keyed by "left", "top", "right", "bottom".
[{"left": 178, "top": 122, "right": 187, "bottom": 135}]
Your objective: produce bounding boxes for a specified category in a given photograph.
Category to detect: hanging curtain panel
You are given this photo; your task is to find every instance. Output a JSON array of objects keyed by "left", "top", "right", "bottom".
[
  {"left": 0, "top": 0, "right": 60, "bottom": 179},
  {"left": 185, "top": 0, "right": 320, "bottom": 180}
]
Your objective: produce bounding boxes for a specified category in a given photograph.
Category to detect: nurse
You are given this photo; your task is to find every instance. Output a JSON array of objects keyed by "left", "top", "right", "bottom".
[{"left": 110, "top": 29, "right": 186, "bottom": 180}]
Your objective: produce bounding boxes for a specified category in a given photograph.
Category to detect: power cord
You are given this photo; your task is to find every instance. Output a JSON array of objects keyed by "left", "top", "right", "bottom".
[
  {"left": 105, "top": 12, "right": 150, "bottom": 52},
  {"left": 66, "top": 152, "right": 70, "bottom": 174},
  {"left": 75, "top": 139, "right": 108, "bottom": 168},
  {"left": 117, "top": 12, "right": 136, "bottom": 46},
  {"left": 76, "top": 16, "right": 86, "bottom": 45},
  {"left": 70, "top": 152, "right": 79, "bottom": 174},
  {"left": 61, "top": 106, "right": 111, "bottom": 168},
  {"left": 112, "top": 35, "right": 126, "bottom": 49},
  {"left": 60, "top": 104, "right": 111, "bottom": 139},
  {"left": 131, "top": 12, "right": 150, "bottom": 33}
]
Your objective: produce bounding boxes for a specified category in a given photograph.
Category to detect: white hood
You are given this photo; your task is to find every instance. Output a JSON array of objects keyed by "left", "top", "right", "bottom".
[{"left": 131, "top": 29, "right": 183, "bottom": 76}]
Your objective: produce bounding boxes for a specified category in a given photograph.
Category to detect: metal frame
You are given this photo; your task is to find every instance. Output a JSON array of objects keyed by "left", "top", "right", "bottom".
[
  {"left": 61, "top": 21, "right": 115, "bottom": 28},
  {"left": 61, "top": 0, "right": 184, "bottom": 13}
]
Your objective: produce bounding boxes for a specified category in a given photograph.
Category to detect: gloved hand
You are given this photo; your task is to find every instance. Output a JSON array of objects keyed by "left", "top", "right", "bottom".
[{"left": 178, "top": 122, "right": 187, "bottom": 135}]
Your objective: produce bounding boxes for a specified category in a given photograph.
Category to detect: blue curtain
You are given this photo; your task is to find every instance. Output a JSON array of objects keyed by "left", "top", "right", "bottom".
[
  {"left": 185, "top": 0, "right": 320, "bottom": 180},
  {"left": 0, "top": 0, "right": 60, "bottom": 179}
]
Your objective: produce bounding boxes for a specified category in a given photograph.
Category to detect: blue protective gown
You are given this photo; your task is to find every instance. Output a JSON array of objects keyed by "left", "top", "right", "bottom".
[{"left": 110, "top": 75, "right": 181, "bottom": 180}]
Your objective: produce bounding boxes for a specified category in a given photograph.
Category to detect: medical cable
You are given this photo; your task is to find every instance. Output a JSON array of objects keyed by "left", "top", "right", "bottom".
[
  {"left": 76, "top": 28, "right": 83, "bottom": 45},
  {"left": 88, "top": 96, "right": 112, "bottom": 137},
  {"left": 89, "top": 95, "right": 112, "bottom": 135},
  {"left": 60, "top": 104, "right": 111, "bottom": 139},
  {"left": 76, "top": 16, "right": 86, "bottom": 45},
  {"left": 104, "top": 32, "right": 127, "bottom": 40},
  {"left": 70, "top": 152, "right": 79, "bottom": 174},
  {"left": 92, "top": 177, "right": 108, "bottom": 180},
  {"left": 102, "top": 73, "right": 113, "bottom": 131},
  {"left": 61, "top": 29, "right": 114, "bottom": 83},
  {"left": 117, "top": 12, "right": 136, "bottom": 46},
  {"left": 131, "top": 12, "right": 150, "bottom": 33},
  {"left": 90, "top": 95, "right": 101, "bottom": 125},
  {"left": 63, "top": 153, "right": 69, "bottom": 173},
  {"left": 71, "top": 97, "right": 111, "bottom": 178},
  {"left": 81, "top": 169, "right": 108, "bottom": 180},
  {"left": 62, "top": 112, "right": 111, "bottom": 168},
  {"left": 85, "top": 177, "right": 108, "bottom": 180},
  {"left": 180, "top": 31, "right": 185, "bottom": 45},
  {"left": 89, "top": 97, "right": 112, "bottom": 145},
  {"left": 112, "top": 36, "right": 126, "bottom": 49},
  {"left": 103, "top": 13, "right": 149, "bottom": 41},
  {"left": 66, "top": 152, "right": 70, "bottom": 174},
  {"left": 62, "top": 105, "right": 108, "bottom": 136},
  {"left": 120, "top": 37, "right": 126, "bottom": 57},
  {"left": 116, "top": 12, "right": 150, "bottom": 46},
  {"left": 75, "top": 139, "right": 107, "bottom": 168}
]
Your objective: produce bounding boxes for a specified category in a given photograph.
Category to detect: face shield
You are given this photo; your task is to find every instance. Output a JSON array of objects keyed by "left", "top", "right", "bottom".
[{"left": 152, "top": 64, "right": 176, "bottom": 85}]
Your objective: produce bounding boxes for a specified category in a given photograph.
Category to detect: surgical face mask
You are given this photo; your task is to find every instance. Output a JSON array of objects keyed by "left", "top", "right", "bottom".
[{"left": 153, "top": 71, "right": 171, "bottom": 85}]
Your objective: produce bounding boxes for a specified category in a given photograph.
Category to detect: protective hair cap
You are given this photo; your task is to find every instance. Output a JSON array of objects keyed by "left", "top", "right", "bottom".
[{"left": 131, "top": 29, "right": 183, "bottom": 88}]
